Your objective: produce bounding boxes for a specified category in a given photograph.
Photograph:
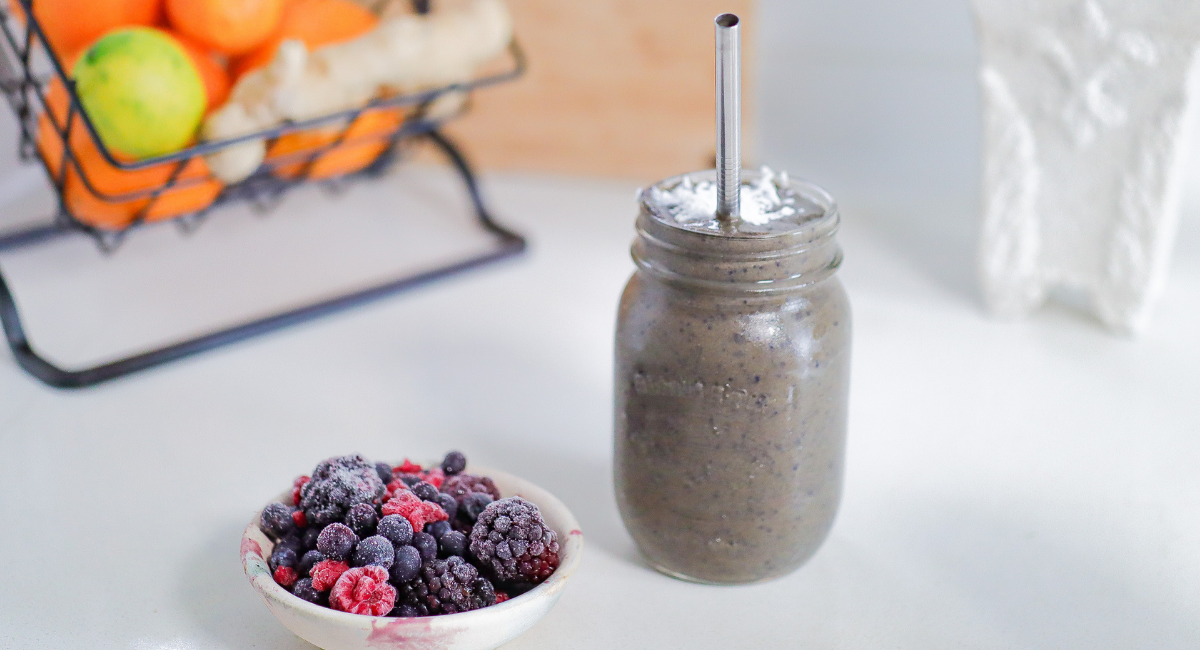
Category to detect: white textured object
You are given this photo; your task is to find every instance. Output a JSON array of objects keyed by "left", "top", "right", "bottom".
[{"left": 972, "top": 0, "right": 1200, "bottom": 334}]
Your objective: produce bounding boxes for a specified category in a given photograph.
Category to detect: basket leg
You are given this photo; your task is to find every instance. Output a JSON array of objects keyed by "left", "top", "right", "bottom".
[{"left": 0, "top": 129, "right": 527, "bottom": 389}]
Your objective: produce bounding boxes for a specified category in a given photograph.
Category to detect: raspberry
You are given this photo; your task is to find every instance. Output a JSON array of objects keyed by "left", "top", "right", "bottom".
[
  {"left": 330, "top": 566, "right": 397, "bottom": 616},
  {"left": 421, "top": 468, "right": 445, "bottom": 489},
  {"left": 495, "top": 591, "right": 509, "bottom": 604},
  {"left": 292, "top": 476, "right": 311, "bottom": 506},
  {"left": 395, "top": 460, "right": 423, "bottom": 475},
  {"left": 381, "top": 491, "right": 448, "bottom": 532},
  {"left": 317, "top": 523, "right": 359, "bottom": 560},
  {"left": 440, "top": 474, "right": 500, "bottom": 504},
  {"left": 469, "top": 497, "right": 560, "bottom": 583},
  {"left": 274, "top": 566, "right": 298, "bottom": 588},
  {"left": 441, "top": 451, "right": 467, "bottom": 476},
  {"left": 396, "top": 556, "right": 495, "bottom": 615},
  {"left": 260, "top": 502, "right": 296, "bottom": 539},
  {"left": 299, "top": 455, "right": 386, "bottom": 527},
  {"left": 292, "top": 510, "right": 307, "bottom": 528},
  {"left": 374, "top": 462, "right": 394, "bottom": 485},
  {"left": 384, "top": 480, "right": 410, "bottom": 500},
  {"left": 310, "top": 560, "right": 351, "bottom": 591}
]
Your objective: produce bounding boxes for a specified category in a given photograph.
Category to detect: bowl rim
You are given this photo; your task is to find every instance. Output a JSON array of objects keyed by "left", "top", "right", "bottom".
[{"left": 242, "top": 464, "right": 584, "bottom": 627}]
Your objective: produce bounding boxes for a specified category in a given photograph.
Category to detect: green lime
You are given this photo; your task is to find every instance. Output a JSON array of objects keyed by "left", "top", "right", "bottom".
[{"left": 73, "top": 27, "right": 206, "bottom": 159}]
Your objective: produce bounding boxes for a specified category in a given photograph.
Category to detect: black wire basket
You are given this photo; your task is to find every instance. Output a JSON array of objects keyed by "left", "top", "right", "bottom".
[{"left": 0, "top": 0, "right": 528, "bottom": 388}]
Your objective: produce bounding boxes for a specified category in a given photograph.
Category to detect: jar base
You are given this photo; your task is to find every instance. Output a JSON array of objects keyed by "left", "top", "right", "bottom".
[{"left": 642, "top": 554, "right": 795, "bottom": 586}]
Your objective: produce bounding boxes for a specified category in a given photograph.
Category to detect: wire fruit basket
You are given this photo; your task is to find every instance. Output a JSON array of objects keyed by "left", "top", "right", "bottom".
[{"left": 0, "top": 0, "right": 527, "bottom": 389}]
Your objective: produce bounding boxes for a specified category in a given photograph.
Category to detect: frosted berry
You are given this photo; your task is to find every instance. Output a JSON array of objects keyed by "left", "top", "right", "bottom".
[
  {"left": 291, "top": 476, "right": 311, "bottom": 506},
  {"left": 292, "top": 509, "right": 307, "bottom": 528},
  {"left": 301, "top": 527, "right": 321, "bottom": 550},
  {"left": 375, "top": 462, "right": 394, "bottom": 485},
  {"left": 381, "top": 491, "right": 448, "bottom": 531},
  {"left": 439, "top": 530, "right": 467, "bottom": 558},
  {"left": 353, "top": 535, "right": 395, "bottom": 569},
  {"left": 440, "top": 474, "right": 500, "bottom": 504},
  {"left": 421, "top": 468, "right": 445, "bottom": 489},
  {"left": 412, "top": 532, "right": 437, "bottom": 561},
  {"left": 298, "top": 550, "right": 325, "bottom": 577},
  {"left": 469, "top": 497, "right": 560, "bottom": 583},
  {"left": 273, "top": 566, "right": 298, "bottom": 588},
  {"left": 260, "top": 502, "right": 296, "bottom": 539},
  {"left": 317, "top": 523, "right": 358, "bottom": 560},
  {"left": 330, "top": 566, "right": 397, "bottom": 616},
  {"left": 390, "top": 604, "right": 421, "bottom": 617},
  {"left": 441, "top": 451, "right": 466, "bottom": 476},
  {"left": 395, "top": 460, "right": 423, "bottom": 475},
  {"left": 460, "top": 492, "right": 493, "bottom": 523},
  {"left": 434, "top": 493, "right": 458, "bottom": 521},
  {"left": 426, "top": 520, "right": 451, "bottom": 540},
  {"left": 310, "top": 560, "right": 351, "bottom": 591},
  {"left": 293, "top": 577, "right": 324, "bottom": 605},
  {"left": 397, "top": 474, "right": 422, "bottom": 487},
  {"left": 412, "top": 481, "right": 439, "bottom": 502},
  {"left": 270, "top": 546, "right": 298, "bottom": 571},
  {"left": 377, "top": 515, "right": 413, "bottom": 547},
  {"left": 276, "top": 532, "right": 305, "bottom": 557},
  {"left": 396, "top": 556, "right": 492, "bottom": 615},
  {"left": 300, "top": 455, "right": 386, "bottom": 527},
  {"left": 390, "top": 544, "right": 422, "bottom": 583},
  {"left": 345, "top": 503, "right": 378, "bottom": 537}
]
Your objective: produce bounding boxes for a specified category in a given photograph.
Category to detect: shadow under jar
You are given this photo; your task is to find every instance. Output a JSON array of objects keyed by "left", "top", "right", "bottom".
[{"left": 614, "top": 168, "right": 851, "bottom": 584}]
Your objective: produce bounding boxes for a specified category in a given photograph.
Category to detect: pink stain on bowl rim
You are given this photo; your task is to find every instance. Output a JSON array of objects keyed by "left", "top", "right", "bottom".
[
  {"left": 241, "top": 537, "right": 263, "bottom": 562},
  {"left": 366, "top": 617, "right": 460, "bottom": 650}
]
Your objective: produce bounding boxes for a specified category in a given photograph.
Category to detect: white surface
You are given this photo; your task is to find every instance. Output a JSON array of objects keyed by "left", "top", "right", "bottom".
[{"left": 0, "top": 164, "right": 1197, "bottom": 649}]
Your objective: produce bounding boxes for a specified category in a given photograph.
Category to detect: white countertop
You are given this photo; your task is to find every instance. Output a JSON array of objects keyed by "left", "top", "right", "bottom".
[{"left": 0, "top": 163, "right": 1197, "bottom": 649}]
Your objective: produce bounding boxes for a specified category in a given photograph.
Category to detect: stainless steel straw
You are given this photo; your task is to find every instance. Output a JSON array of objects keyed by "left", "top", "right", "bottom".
[{"left": 715, "top": 13, "right": 741, "bottom": 220}]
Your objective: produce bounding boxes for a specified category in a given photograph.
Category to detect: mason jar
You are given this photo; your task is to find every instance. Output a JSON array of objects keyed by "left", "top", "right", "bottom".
[{"left": 614, "top": 168, "right": 851, "bottom": 584}]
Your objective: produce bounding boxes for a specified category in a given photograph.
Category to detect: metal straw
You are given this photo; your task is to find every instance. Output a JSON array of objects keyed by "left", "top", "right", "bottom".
[{"left": 715, "top": 13, "right": 741, "bottom": 220}]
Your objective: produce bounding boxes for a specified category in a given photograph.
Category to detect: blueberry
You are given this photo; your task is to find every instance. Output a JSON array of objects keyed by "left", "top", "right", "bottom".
[
  {"left": 270, "top": 546, "right": 298, "bottom": 571},
  {"left": 301, "top": 527, "right": 322, "bottom": 550},
  {"left": 375, "top": 462, "right": 394, "bottom": 485},
  {"left": 260, "top": 502, "right": 296, "bottom": 539},
  {"left": 398, "top": 474, "right": 422, "bottom": 487},
  {"left": 434, "top": 493, "right": 458, "bottom": 521},
  {"left": 277, "top": 532, "right": 305, "bottom": 557},
  {"left": 461, "top": 492, "right": 493, "bottom": 523},
  {"left": 411, "top": 481, "right": 439, "bottom": 502},
  {"left": 425, "top": 520, "right": 451, "bottom": 540},
  {"left": 377, "top": 515, "right": 413, "bottom": 547},
  {"left": 411, "top": 531, "right": 437, "bottom": 561},
  {"left": 390, "top": 545, "right": 422, "bottom": 583},
  {"left": 292, "top": 578, "right": 324, "bottom": 605},
  {"left": 439, "top": 530, "right": 467, "bottom": 558},
  {"left": 298, "top": 549, "right": 325, "bottom": 577},
  {"left": 353, "top": 535, "right": 395, "bottom": 569},
  {"left": 316, "top": 523, "right": 358, "bottom": 560},
  {"left": 441, "top": 451, "right": 467, "bottom": 476},
  {"left": 344, "top": 503, "right": 378, "bottom": 537}
]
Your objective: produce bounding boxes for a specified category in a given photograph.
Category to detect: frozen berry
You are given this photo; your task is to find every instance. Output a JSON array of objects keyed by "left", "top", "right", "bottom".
[
  {"left": 398, "top": 474, "right": 422, "bottom": 487},
  {"left": 474, "top": 576, "right": 496, "bottom": 606},
  {"left": 412, "top": 532, "right": 437, "bottom": 561},
  {"left": 260, "top": 502, "right": 296, "bottom": 539},
  {"left": 276, "top": 532, "right": 305, "bottom": 557},
  {"left": 390, "top": 604, "right": 421, "bottom": 617},
  {"left": 310, "top": 559, "right": 351, "bottom": 591},
  {"left": 384, "top": 480, "right": 409, "bottom": 500},
  {"left": 300, "top": 455, "right": 386, "bottom": 527},
  {"left": 411, "top": 481, "right": 439, "bottom": 502},
  {"left": 293, "top": 577, "right": 324, "bottom": 605},
  {"left": 440, "top": 474, "right": 500, "bottom": 504},
  {"left": 302, "top": 527, "right": 321, "bottom": 550},
  {"left": 375, "top": 462, "right": 394, "bottom": 485},
  {"left": 396, "top": 556, "right": 491, "bottom": 615},
  {"left": 330, "top": 566, "right": 397, "bottom": 616},
  {"left": 317, "top": 523, "right": 358, "bottom": 560},
  {"left": 381, "top": 491, "right": 448, "bottom": 532},
  {"left": 434, "top": 493, "right": 458, "bottom": 521},
  {"left": 377, "top": 515, "right": 413, "bottom": 547},
  {"left": 345, "top": 503, "right": 378, "bottom": 537},
  {"left": 292, "top": 510, "right": 307, "bottom": 528},
  {"left": 426, "top": 520, "right": 451, "bottom": 540},
  {"left": 298, "top": 550, "right": 325, "bottom": 577},
  {"left": 439, "top": 531, "right": 467, "bottom": 558},
  {"left": 495, "top": 591, "right": 510, "bottom": 604},
  {"left": 460, "top": 492, "right": 493, "bottom": 523},
  {"left": 441, "top": 451, "right": 466, "bottom": 476},
  {"left": 270, "top": 546, "right": 298, "bottom": 571},
  {"left": 390, "top": 544, "right": 422, "bottom": 583},
  {"left": 273, "top": 565, "right": 298, "bottom": 588},
  {"left": 292, "top": 475, "right": 311, "bottom": 506},
  {"left": 421, "top": 468, "right": 445, "bottom": 489},
  {"left": 469, "top": 497, "right": 560, "bottom": 583},
  {"left": 353, "top": 535, "right": 395, "bottom": 569}
]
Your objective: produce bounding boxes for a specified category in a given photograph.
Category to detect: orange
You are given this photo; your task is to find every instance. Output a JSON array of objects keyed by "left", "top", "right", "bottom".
[
  {"left": 230, "top": 0, "right": 376, "bottom": 80},
  {"left": 37, "top": 78, "right": 223, "bottom": 230},
  {"left": 165, "top": 0, "right": 285, "bottom": 56},
  {"left": 171, "top": 33, "right": 232, "bottom": 111},
  {"left": 9, "top": 0, "right": 163, "bottom": 60},
  {"left": 266, "top": 108, "right": 403, "bottom": 180}
]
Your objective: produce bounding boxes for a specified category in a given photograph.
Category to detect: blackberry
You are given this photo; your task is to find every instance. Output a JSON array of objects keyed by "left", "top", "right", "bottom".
[
  {"left": 439, "top": 531, "right": 467, "bottom": 558},
  {"left": 412, "top": 532, "right": 438, "bottom": 561},
  {"left": 344, "top": 503, "right": 378, "bottom": 537},
  {"left": 298, "top": 549, "right": 325, "bottom": 577},
  {"left": 260, "top": 502, "right": 296, "bottom": 539},
  {"left": 293, "top": 577, "right": 325, "bottom": 606},
  {"left": 441, "top": 451, "right": 467, "bottom": 476},
  {"left": 434, "top": 493, "right": 458, "bottom": 521},
  {"left": 353, "top": 535, "right": 395, "bottom": 569},
  {"left": 440, "top": 474, "right": 500, "bottom": 504},
  {"left": 411, "top": 481, "right": 439, "bottom": 502},
  {"left": 317, "top": 523, "right": 359, "bottom": 560},
  {"left": 396, "top": 557, "right": 494, "bottom": 615},
  {"left": 469, "top": 497, "right": 560, "bottom": 583},
  {"left": 390, "top": 544, "right": 422, "bottom": 584},
  {"left": 389, "top": 604, "right": 421, "bottom": 617},
  {"left": 460, "top": 492, "right": 493, "bottom": 524},
  {"left": 299, "top": 455, "right": 386, "bottom": 527},
  {"left": 270, "top": 546, "right": 298, "bottom": 572},
  {"left": 425, "top": 520, "right": 451, "bottom": 540},
  {"left": 377, "top": 515, "right": 413, "bottom": 547},
  {"left": 374, "top": 462, "right": 394, "bottom": 485}
]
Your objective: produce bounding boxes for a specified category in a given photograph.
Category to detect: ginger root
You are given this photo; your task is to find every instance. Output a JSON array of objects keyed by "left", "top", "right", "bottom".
[{"left": 203, "top": 0, "right": 512, "bottom": 183}]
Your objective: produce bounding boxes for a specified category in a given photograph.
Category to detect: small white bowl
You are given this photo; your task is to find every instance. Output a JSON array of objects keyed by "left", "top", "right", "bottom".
[{"left": 242, "top": 465, "right": 583, "bottom": 650}]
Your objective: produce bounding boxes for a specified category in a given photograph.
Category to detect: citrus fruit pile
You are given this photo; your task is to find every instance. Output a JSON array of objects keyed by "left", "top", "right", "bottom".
[{"left": 21, "top": 0, "right": 394, "bottom": 229}]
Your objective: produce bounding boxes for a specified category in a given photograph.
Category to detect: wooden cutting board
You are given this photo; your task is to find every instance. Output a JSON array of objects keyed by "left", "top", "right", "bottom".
[{"left": 441, "top": 0, "right": 756, "bottom": 182}]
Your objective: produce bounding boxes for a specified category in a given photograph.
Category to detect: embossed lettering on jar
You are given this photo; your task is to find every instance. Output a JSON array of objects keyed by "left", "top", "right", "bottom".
[{"left": 614, "top": 168, "right": 851, "bottom": 584}]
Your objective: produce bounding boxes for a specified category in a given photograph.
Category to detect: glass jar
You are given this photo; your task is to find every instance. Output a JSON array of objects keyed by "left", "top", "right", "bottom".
[{"left": 614, "top": 168, "right": 851, "bottom": 584}]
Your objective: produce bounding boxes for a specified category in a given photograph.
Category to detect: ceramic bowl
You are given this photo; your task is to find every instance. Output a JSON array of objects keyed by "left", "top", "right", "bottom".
[{"left": 241, "top": 465, "right": 583, "bottom": 650}]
